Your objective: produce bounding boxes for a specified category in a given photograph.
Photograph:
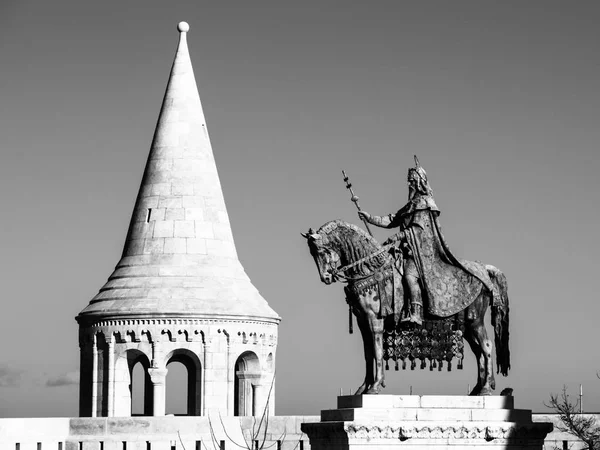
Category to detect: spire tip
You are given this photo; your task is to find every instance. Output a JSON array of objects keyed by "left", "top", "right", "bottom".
[{"left": 177, "top": 21, "right": 190, "bottom": 33}]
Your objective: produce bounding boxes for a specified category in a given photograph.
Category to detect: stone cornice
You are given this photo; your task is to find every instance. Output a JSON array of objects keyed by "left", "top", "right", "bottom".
[
  {"left": 77, "top": 316, "right": 280, "bottom": 328},
  {"left": 301, "top": 422, "right": 553, "bottom": 441},
  {"left": 78, "top": 319, "right": 277, "bottom": 347}
]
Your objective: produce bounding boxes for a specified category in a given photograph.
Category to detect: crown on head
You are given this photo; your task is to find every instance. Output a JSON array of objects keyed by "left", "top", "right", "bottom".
[{"left": 408, "top": 155, "right": 428, "bottom": 183}]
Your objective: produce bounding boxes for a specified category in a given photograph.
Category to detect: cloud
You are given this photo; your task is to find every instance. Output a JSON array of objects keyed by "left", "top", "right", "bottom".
[
  {"left": 46, "top": 370, "right": 79, "bottom": 387},
  {"left": 0, "top": 364, "right": 23, "bottom": 387}
]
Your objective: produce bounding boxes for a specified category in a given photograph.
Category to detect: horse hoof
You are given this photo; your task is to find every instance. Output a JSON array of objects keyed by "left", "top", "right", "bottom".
[
  {"left": 365, "top": 386, "right": 381, "bottom": 395},
  {"left": 354, "top": 386, "right": 367, "bottom": 396}
]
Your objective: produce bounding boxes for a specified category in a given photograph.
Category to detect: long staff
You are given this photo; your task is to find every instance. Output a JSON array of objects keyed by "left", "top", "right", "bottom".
[
  {"left": 342, "top": 170, "right": 373, "bottom": 237},
  {"left": 341, "top": 169, "right": 373, "bottom": 335}
]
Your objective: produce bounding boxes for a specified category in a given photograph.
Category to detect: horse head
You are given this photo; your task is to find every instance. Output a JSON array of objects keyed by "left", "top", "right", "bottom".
[
  {"left": 302, "top": 226, "right": 341, "bottom": 285},
  {"left": 303, "top": 220, "right": 383, "bottom": 285}
]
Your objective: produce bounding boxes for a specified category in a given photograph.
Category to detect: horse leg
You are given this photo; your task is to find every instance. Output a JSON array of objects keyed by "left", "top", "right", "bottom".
[
  {"left": 465, "top": 293, "right": 495, "bottom": 396},
  {"left": 473, "top": 322, "right": 495, "bottom": 395},
  {"left": 365, "top": 315, "right": 385, "bottom": 394},
  {"left": 354, "top": 311, "right": 374, "bottom": 395},
  {"left": 464, "top": 323, "right": 483, "bottom": 396}
]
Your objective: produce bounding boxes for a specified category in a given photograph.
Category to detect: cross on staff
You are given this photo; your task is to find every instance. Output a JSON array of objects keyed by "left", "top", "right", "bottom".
[{"left": 342, "top": 170, "right": 373, "bottom": 236}]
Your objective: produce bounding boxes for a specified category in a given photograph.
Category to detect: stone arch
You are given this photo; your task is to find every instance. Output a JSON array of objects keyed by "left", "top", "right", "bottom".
[
  {"left": 163, "top": 348, "right": 202, "bottom": 415},
  {"left": 113, "top": 348, "right": 153, "bottom": 417},
  {"left": 234, "top": 351, "right": 261, "bottom": 416},
  {"left": 131, "top": 357, "right": 151, "bottom": 416},
  {"left": 95, "top": 332, "right": 110, "bottom": 417}
]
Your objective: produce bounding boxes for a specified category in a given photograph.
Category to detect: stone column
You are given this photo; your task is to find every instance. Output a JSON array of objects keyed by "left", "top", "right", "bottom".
[
  {"left": 253, "top": 380, "right": 270, "bottom": 417},
  {"left": 203, "top": 338, "right": 212, "bottom": 414},
  {"left": 235, "top": 373, "right": 260, "bottom": 416},
  {"left": 107, "top": 335, "right": 115, "bottom": 417},
  {"left": 151, "top": 338, "right": 162, "bottom": 368},
  {"left": 223, "top": 332, "right": 231, "bottom": 415},
  {"left": 91, "top": 334, "right": 98, "bottom": 417},
  {"left": 77, "top": 339, "right": 89, "bottom": 417},
  {"left": 148, "top": 367, "right": 168, "bottom": 416}
]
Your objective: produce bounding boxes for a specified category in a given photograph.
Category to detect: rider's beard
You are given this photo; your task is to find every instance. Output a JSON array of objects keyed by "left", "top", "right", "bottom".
[{"left": 408, "top": 185, "right": 416, "bottom": 201}]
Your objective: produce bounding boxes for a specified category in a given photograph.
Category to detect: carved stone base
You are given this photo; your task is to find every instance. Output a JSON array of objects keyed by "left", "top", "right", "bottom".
[{"left": 301, "top": 395, "right": 553, "bottom": 449}]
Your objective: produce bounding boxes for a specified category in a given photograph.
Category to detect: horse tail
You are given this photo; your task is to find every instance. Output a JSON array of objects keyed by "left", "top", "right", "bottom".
[{"left": 487, "top": 265, "right": 510, "bottom": 376}]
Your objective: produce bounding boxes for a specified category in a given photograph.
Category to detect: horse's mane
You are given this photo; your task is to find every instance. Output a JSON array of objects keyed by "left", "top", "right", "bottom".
[
  {"left": 316, "top": 220, "right": 389, "bottom": 276},
  {"left": 316, "top": 219, "right": 380, "bottom": 246}
]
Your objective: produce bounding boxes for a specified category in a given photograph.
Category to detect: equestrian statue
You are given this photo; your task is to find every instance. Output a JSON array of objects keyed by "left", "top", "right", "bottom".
[{"left": 302, "top": 157, "right": 510, "bottom": 396}]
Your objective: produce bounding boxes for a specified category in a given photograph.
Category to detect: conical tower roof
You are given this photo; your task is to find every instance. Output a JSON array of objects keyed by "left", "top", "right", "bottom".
[{"left": 77, "top": 22, "right": 279, "bottom": 324}]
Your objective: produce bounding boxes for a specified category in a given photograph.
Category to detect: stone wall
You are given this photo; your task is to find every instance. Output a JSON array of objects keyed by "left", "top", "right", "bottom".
[
  {"left": 0, "top": 416, "right": 318, "bottom": 450},
  {"left": 0, "top": 414, "right": 594, "bottom": 450},
  {"left": 533, "top": 414, "right": 596, "bottom": 450},
  {"left": 0, "top": 418, "right": 70, "bottom": 450}
]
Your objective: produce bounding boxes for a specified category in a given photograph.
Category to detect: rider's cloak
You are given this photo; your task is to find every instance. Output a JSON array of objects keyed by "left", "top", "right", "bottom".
[{"left": 389, "top": 195, "right": 497, "bottom": 317}]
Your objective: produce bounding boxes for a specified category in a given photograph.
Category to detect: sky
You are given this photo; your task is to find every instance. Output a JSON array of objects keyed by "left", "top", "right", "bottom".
[{"left": 0, "top": 1, "right": 599, "bottom": 417}]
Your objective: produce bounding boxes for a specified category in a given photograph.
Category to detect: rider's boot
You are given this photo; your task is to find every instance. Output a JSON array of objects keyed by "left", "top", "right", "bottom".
[
  {"left": 409, "top": 302, "right": 423, "bottom": 326},
  {"left": 408, "top": 288, "right": 424, "bottom": 325},
  {"left": 401, "top": 274, "right": 423, "bottom": 325},
  {"left": 400, "top": 305, "right": 412, "bottom": 323}
]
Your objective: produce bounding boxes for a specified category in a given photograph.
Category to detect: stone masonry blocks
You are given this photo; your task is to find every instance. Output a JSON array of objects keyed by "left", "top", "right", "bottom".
[
  {"left": 195, "top": 221, "right": 215, "bottom": 239},
  {"left": 185, "top": 207, "right": 204, "bottom": 221},
  {"left": 149, "top": 208, "right": 166, "bottom": 222},
  {"left": 150, "top": 183, "right": 171, "bottom": 196},
  {"left": 144, "top": 238, "right": 164, "bottom": 254},
  {"left": 182, "top": 195, "right": 204, "bottom": 207},
  {"left": 186, "top": 238, "right": 207, "bottom": 254},
  {"left": 171, "top": 183, "right": 194, "bottom": 196},
  {"left": 125, "top": 239, "right": 144, "bottom": 256},
  {"left": 174, "top": 221, "right": 195, "bottom": 238},
  {"left": 165, "top": 207, "right": 185, "bottom": 220},
  {"left": 163, "top": 238, "right": 186, "bottom": 254},
  {"left": 153, "top": 221, "right": 174, "bottom": 238},
  {"left": 158, "top": 197, "right": 183, "bottom": 209}
]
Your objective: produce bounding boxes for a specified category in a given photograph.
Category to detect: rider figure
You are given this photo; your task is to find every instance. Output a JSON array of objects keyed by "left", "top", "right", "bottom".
[{"left": 358, "top": 156, "right": 438, "bottom": 326}]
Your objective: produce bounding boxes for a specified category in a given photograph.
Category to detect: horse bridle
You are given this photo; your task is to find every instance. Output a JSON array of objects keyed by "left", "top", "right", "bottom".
[{"left": 330, "top": 242, "right": 396, "bottom": 282}]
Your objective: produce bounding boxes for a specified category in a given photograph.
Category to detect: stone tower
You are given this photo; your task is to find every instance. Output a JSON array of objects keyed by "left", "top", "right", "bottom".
[{"left": 76, "top": 22, "right": 280, "bottom": 418}]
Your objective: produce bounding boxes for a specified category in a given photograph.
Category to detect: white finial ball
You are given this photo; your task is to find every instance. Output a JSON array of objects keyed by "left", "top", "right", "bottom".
[{"left": 178, "top": 21, "right": 190, "bottom": 33}]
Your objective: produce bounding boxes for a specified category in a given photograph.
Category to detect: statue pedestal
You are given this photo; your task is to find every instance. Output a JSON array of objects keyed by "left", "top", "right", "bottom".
[{"left": 301, "top": 395, "right": 552, "bottom": 449}]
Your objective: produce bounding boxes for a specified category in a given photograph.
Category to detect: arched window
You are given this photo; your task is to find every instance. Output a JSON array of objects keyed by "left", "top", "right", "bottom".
[
  {"left": 166, "top": 360, "right": 188, "bottom": 415},
  {"left": 234, "top": 351, "right": 260, "bottom": 416},
  {"left": 131, "top": 360, "right": 152, "bottom": 416},
  {"left": 164, "top": 350, "right": 202, "bottom": 416},
  {"left": 113, "top": 349, "right": 152, "bottom": 417}
]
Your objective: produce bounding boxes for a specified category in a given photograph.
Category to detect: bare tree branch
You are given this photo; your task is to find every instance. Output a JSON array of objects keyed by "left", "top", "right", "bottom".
[
  {"left": 208, "top": 414, "right": 226, "bottom": 450},
  {"left": 218, "top": 411, "right": 251, "bottom": 449},
  {"left": 546, "top": 386, "right": 600, "bottom": 450},
  {"left": 206, "top": 371, "right": 303, "bottom": 450},
  {"left": 178, "top": 430, "right": 187, "bottom": 450}
]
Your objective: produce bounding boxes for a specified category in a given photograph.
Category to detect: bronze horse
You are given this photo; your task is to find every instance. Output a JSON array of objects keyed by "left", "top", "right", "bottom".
[{"left": 304, "top": 220, "right": 510, "bottom": 396}]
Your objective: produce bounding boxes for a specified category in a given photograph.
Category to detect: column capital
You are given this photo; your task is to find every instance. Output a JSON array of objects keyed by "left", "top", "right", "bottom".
[
  {"left": 148, "top": 367, "right": 169, "bottom": 385},
  {"left": 235, "top": 372, "right": 262, "bottom": 381}
]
